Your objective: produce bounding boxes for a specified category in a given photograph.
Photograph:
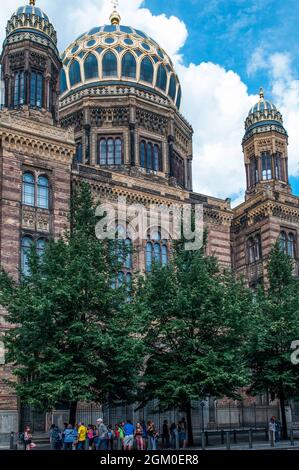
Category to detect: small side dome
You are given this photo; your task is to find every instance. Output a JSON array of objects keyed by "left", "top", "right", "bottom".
[
  {"left": 244, "top": 88, "right": 287, "bottom": 141},
  {"left": 4, "top": 1, "right": 58, "bottom": 51}
]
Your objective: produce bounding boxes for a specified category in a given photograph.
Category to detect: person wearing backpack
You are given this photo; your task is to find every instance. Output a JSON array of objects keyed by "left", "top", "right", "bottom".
[
  {"left": 63, "top": 424, "right": 76, "bottom": 450},
  {"left": 49, "top": 424, "right": 62, "bottom": 450},
  {"left": 96, "top": 418, "right": 108, "bottom": 450}
]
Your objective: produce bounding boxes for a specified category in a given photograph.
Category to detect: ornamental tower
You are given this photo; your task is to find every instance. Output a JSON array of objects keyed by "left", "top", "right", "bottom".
[
  {"left": 242, "top": 88, "right": 290, "bottom": 200},
  {"left": 1, "top": 0, "right": 61, "bottom": 122}
]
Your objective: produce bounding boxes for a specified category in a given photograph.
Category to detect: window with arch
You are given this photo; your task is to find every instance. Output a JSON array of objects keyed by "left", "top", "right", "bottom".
[
  {"left": 112, "top": 224, "right": 133, "bottom": 290},
  {"left": 69, "top": 60, "right": 81, "bottom": 86},
  {"left": 139, "top": 139, "right": 162, "bottom": 172},
  {"left": 156, "top": 64, "right": 167, "bottom": 91},
  {"left": 37, "top": 175, "right": 49, "bottom": 209},
  {"left": 21, "top": 236, "right": 47, "bottom": 276},
  {"left": 22, "top": 172, "right": 35, "bottom": 206},
  {"left": 176, "top": 86, "right": 182, "bottom": 108},
  {"left": 172, "top": 153, "right": 185, "bottom": 187},
  {"left": 97, "top": 136, "right": 123, "bottom": 165},
  {"left": 250, "top": 158, "right": 259, "bottom": 187},
  {"left": 75, "top": 139, "right": 83, "bottom": 163},
  {"left": 102, "top": 51, "right": 118, "bottom": 78},
  {"left": 121, "top": 52, "right": 136, "bottom": 79},
  {"left": 84, "top": 54, "right": 99, "bottom": 80},
  {"left": 168, "top": 74, "right": 176, "bottom": 100},
  {"left": 140, "top": 57, "right": 154, "bottom": 83},
  {"left": 280, "top": 230, "right": 296, "bottom": 258},
  {"left": 60, "top": 69, "right": 67, "bottom": 94},
  {"left": 30, "top": 72, "right": 43, "bottom": 108},
  {"left": 274, "top": 153, "right": 283, "bottom": 180},
  {"left": 247, "top": 234, "right": 262, "bottom": 264},
  {"left": 13, "top": 71, "right": 25, "bottom": 107},
  {"left": 21, "top": 235, "right": 33, "bottom": 277},
  {"left": 261, "top": 152, "right": 272, "bottom": 180},
  {"left": 145, "top": 230, "right": 168, "bottom": 272}
]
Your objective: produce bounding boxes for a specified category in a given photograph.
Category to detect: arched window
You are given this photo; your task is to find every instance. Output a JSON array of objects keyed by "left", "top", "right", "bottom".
[
  {"left": 288, "top": 233, "right": 296, "bottom": 258},
  {"left": 146, "top": 142, "right": 152, "bottom": 170},
  {"left": 279, "top": 231, "right": 287, "bottom": 253},
  {"left": 168, "top": 74, "right": 176, "bottom": 100},
  {"left": 115, "top": 138, "right": 122, "bottom": 165},
  {"left": 14, "top": 71, "right": 25, "bottom": 106},
  {"left": 125, "top": 238, "right": 133, "bottom": 269},
  {"left": 30, "top": 72, "right": 43, "bottom": 108},
  {"left": 60, "top": 69, "right": 67, "bottom": 94},
  {"left": 22, "top": 172, "right": 35, "bottom": 206},
  {"left": 176, "top": 86, "right": 182, "bottom": 109},
  {"left": 21, "top": 236, "right": 33, "bottom": 276},
  {"left": 274, "top": 153, "right": 282, "bottom": 180},
  {"left": 122, "top": 52, "right": 136, "bottom": 79},
  {"left": 84, "top": 54, "right": 99, "bottom": 80},
  {"left": 156, "top": 65, "right": 167, "bottom": 91},
  {"left": 140, "top": 57, "right": 153, "bottom": 83},
  {"left": 75, "top": 140, "right": 83, "bottom": 163},
  {"left": 102, "top": 51, "right": 117, "bottom": 78},
  {"left": 69, "top": 60, "right": 81, "bottom": 86},
  {"left": 154, "top": 243, "right": 161, "bottom": 263},
  {"left": 162, "top": 242, "right": 168, "bottom": 266},
  {"left": 262, "top": 152, "right": 272, "bottom": 180},
  {"left": 153, "top": 144, "right": 160, "bottom": 172},
  {"left": 146, "top": 242, "right": 152, "bottom": 272},
  {"left": 140, "top": 141, "right": 146, "bottom": 168},
  {"left": 97, "top": 137, "right": 123, "bottom": 165},
  {"left": 250, "top": 158, "right": 259, "bottom": 186},
  {"left": 99, "top": 139, "right": 107, "bottom": 164},
  {"left": 107, "top": 138, "right": 114, "bottom": 165},
  {"left": 248, "top": 237, "right": 255, "bottom": 263},
  {"left": 254, "top": 234, "right": 262, "bottom": 261},
  {"left": 37, "top": 175, "right": 49, "bottom": 209},
  {"left": 36, "top": 238, "right": 47, "bottom": 258},
  {"left": 118, "top": 271, "right": 124, "bottom": 287}
]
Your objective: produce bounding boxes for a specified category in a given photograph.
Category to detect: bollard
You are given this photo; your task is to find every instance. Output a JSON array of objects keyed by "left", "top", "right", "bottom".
[
  {"left": 226, "top": 431, "right": 230, "bottom": 450},
  {"left": 270, "top": 431, "right": 275, "bottom": 447},
  {"left": 248, "top": 429, "right": 253, "bottom": 449},
  {"left": 290, "top": 429, "right": 294, "bottom": 447},
  {"left": 201, "top": 432, "right": 206, "bottom": 451},
  {"left": 9, "top": 432, "right": 14, "bottom": 450}
]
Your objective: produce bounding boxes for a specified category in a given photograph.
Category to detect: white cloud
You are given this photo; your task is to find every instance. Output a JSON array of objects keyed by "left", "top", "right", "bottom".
[{"left": 1, "top": 1, "right": 298, "bottom": 202}]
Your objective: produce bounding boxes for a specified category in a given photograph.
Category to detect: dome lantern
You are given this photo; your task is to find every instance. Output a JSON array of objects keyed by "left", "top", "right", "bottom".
[{"left": 110, "top": 0, "right": 121, "bottom": 25}]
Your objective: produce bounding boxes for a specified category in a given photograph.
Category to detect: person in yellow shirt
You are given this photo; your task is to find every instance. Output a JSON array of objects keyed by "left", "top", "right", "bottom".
[{"left": 77, "top": 422, "right": 87, "bottom": 450}]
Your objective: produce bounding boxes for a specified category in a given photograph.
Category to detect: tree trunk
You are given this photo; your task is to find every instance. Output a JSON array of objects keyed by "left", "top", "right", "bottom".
[
  {"left": 185, "top": 400, "right": 194, "bottom": 446},
  {"left": 69, "top": 401, "right": 78, "bottom": 427},
  {"left": 278, "top": 385, "right": 288, "bottom": 440}
]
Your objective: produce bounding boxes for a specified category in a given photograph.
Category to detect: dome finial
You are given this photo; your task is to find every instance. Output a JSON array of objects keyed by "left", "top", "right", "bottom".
[
  {"left": 29, "top": 0, "right": 36, "bottom": 5},
  {"left": 259, "top": 87, "right": 264, "bottom": 99},
  {"left": 110, "top": 0, "right": 121, "bottom": 25}
]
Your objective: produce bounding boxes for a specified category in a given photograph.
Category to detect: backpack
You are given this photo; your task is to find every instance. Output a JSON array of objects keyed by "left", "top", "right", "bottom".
[{"left": 19, "top": 432, "right": 25, "bottom": 443}]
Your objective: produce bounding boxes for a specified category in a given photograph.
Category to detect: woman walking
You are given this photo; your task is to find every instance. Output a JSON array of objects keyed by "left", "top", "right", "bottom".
[{"left": 135, "top": 422, "right": 145, "bottom": 450}]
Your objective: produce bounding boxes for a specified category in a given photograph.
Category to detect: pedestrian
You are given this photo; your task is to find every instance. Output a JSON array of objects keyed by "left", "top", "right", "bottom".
[
  {"left": 77, "top": 422, "right": 87, "bottom": 450},
  {"left": 61, "top": 422, "right": 68, "bottom": 447},
  {"left": 87, "top": 424, "right": 94, "bottom": 450},
  {"left": 49, "top": 423, "right": 62, "bottom": 450},
  {"left": 135, "top": 422, "right": 145, "bottom": 450},
  {"left": 269, "top": 416, "right": 276, "bottom": 445},
  {"left": 147, "top": 420, "right": 158, "bottom": 450},
  {"left": 23, "top": 425, "right": 36, "bottom": 450},
  {"left": 178, "top": 418, "right": 187, "bottom": 448},
  {"left": 170, "top": 423, "right": 177, "bottom": 449},
  {"left": 63, "top": 424, "right": 76, "bottom": 450},
  {"left": 162, "top": 420, "right": 170, "bottom": 448},
  {"left": 141, "top": 420, "right": 148, "bottom": 449},
  {"left": 96, "top": 418, "right": 108, "bottom": 450},
  {"left": 107, "top": 425, "right": 114, "bottom": 450},
  {"left": 123, "top": 419, "right": 135, "bottom": 451}
]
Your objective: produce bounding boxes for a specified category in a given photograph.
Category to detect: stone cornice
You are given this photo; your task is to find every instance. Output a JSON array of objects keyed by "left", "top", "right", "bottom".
[{"left": 0, "top": 109, "right": 75, "bottom": 164}]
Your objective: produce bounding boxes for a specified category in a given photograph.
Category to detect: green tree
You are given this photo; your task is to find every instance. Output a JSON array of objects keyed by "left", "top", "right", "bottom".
[
  {"left": 0, "top": 183, "right": 141, "bottom": 424},
  {"left": 247, "top": 242, "right": 299, "bottom": 439},
  {"left": 133, "top": 240, "right": 252, "bottom": 445}
]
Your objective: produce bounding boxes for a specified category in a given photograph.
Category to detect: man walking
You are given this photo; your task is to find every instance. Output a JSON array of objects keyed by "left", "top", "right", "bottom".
[
  {"left": 123, "top": 419, "right": 135, "bottom": 451},
  {"left": 77, "top": 422, "right": 87, "bottom": 450},
  {"left": 96, "top": 418, "right": 108, "bottom": 450}
]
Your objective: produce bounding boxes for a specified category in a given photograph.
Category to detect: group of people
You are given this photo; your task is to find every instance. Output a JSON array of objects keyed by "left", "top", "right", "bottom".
[
  {"left": 269, "top": 416, "right": 281, "bottom": 443},
  {"left": 46, "top": 418, "right": 187, "bottom": 451},
  {"left": 44, "top": 417, "right": 187, "bottom": 451}
]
